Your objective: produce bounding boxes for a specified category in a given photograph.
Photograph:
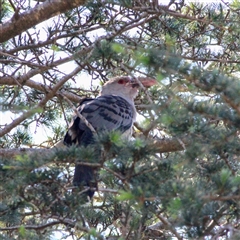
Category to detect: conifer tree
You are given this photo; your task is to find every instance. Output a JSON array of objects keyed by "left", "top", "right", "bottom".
[{"left": 0, "top": 0, "right": 240, "bottom": 239}]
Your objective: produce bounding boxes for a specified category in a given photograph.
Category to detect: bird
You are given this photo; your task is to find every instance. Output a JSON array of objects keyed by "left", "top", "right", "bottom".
[{"left": 63, "top": 76, "right": 157, "bottom": 198}]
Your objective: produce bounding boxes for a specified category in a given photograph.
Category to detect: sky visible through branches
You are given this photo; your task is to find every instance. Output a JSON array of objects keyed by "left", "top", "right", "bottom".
[{"left": 0, "top": 0, "right": 226, "bottom": 147}]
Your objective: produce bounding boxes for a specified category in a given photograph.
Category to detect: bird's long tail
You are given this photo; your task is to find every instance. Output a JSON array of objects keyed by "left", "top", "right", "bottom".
[{"left": 73, "top": 165, "right": 97, "bottom": 198}]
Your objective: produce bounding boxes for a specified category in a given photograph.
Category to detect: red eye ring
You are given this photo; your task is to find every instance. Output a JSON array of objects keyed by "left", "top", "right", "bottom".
[
  {"left": 118, "top": 79, "right": 124, "bottom": 84},
  {"left": 118, "top": 79, "right": 128, "bottom": 84}
]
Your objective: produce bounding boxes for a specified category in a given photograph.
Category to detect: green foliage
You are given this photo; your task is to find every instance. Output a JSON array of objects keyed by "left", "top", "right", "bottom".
[{"left": 0, "top": 0, "right": 12, "bottom": 23}]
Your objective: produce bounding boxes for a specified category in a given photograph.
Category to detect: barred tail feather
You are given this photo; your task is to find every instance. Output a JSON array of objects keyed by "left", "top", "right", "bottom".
[{"left": 73, "top": 165, "right": 97, "bottom": 198}]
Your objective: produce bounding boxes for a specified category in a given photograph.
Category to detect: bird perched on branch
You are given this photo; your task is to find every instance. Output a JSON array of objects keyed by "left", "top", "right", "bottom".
[{"left": 64, "top": 76, "right": 157, "bottom": 198}]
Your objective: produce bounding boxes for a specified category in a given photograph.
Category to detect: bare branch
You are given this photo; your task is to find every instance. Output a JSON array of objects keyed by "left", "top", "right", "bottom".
[
  {"left": 0, "top": 65, "right": 83, "bottom": 137},
  {"left": 0, "top": 221, "right": 64, "bottom": 231},
  {"left": 202, "top": 195, "right": 240, "bottom": 201},
  {"left": 0, "top": 0, "right": 87, "bottom": 43}
]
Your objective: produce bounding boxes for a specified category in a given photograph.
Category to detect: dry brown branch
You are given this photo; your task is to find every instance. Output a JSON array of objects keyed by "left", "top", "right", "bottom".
[
  {"left": 151, "top": 137, "right": 188, "bottom": 153},
  {"left": 0, "top": 43, "right": 94, "bottom": 84},
  {"left": 202, "top": 195, "right": 240, "bottom": 201},
  {"left": 0, "top": 221, "right": 65, "bottom": 231},
  {"left": 0, "top": 215, "right": 90, "bottom": 233},
  {"left": 0, "top": 136, "right": 187, "bottom": 159},
  {"left": 0, "top": 65, "right": 83, "bottom": 137},
  {"left": 0, "top": 0, "right": 87, "bottom": 43}
]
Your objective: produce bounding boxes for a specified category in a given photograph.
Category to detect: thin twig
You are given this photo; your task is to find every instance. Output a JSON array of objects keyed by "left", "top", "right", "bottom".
[
  {"left": 202, "top": 195, "right": 240, "bottom": 201},
  {"left": 157, "top": 214, "right": 183, "bottom": 240},
  {"left": 0, "top": 65, "right": 83, "bottom": 137},
  {"left": 60, "top": 93, "right": 97, "bottom": 134}
]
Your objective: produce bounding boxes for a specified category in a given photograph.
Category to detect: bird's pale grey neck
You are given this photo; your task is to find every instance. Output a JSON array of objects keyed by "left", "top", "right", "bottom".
[
  {"left": 100, "top": 88, "right": 136, "bottom": 102},
  {"left": 99, "top": 92, "right": 133, "bottom": 104}
]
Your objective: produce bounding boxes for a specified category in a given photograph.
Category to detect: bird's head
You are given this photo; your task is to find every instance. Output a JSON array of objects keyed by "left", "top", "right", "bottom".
[{"left": 100, "top": 76, "right": 157, "bottom": 101}]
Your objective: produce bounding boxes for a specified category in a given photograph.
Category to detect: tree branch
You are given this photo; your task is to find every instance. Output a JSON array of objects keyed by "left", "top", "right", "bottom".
[
  {"left": 157, "top": 214, "right": 183, "bottom": 240},
  {"left": 151, "top": 137, "right": 188, "bottom": 153},
  {"left": 0, "top": 137, "right": 187, "bottom": 159},
  {"left": 0, "top": 65, "right": 83, "bottom": 137},
  {"left": 0, "top": 0, "right": 87, "bottom": 43}
]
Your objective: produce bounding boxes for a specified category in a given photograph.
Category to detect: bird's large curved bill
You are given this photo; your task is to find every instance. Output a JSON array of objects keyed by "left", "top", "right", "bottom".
[{"left": 138, "top": 77, "right": 158, "bottom": 87}]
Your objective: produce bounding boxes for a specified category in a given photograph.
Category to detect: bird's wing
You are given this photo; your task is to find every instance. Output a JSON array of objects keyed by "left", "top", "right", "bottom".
[{"left": 63, "top": 95, "right": 135, "bottom": 146}]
